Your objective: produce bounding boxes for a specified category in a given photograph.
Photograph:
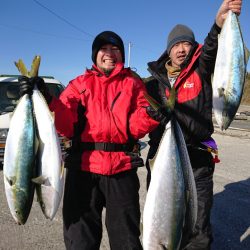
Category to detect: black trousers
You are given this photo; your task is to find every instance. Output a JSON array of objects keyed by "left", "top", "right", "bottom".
[
  {"left": 146, "top": 146, "right": 215, "bottom": 250},
  {"left": 63, "top": 168, "right": 143, "bottom": 250}
]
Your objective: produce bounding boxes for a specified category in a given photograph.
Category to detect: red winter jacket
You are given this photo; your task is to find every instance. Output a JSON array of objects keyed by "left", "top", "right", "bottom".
[{"left": 49, "top": 63, "right": 159, "bottom": 175}]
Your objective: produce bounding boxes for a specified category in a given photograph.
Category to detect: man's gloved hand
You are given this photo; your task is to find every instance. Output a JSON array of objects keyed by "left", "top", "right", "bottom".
[
  {"left": 30, "top": 76, "right": 52, "bottom": 104},
  {"left": 146, "top": 105, "right": 172, "bottom": 125},
  {"left": 19, "top": 76, "right": 34, "bottom": 96}
]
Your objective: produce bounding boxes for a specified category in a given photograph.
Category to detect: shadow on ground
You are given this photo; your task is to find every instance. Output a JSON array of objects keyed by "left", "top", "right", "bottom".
[{"left": 212, "top": 178, "right": 250, "bottom": 250}]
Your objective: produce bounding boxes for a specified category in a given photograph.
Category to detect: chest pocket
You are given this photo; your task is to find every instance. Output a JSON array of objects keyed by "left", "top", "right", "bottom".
[{"left": 176, "top": 71, "right": 202, "bottom": 103}]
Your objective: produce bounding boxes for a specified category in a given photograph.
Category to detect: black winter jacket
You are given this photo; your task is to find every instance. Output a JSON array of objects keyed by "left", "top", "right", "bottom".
[{"left": 145, "top": 23, "right": 221, "bottom": 156}]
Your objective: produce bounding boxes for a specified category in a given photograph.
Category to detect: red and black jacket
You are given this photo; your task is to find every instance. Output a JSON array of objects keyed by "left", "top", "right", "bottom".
[
  {"left": 49, "top": 63, "right": 159, "bottom": 175},
  {"left": 145, "top": 23, "right": 221, "bottom": 153}
]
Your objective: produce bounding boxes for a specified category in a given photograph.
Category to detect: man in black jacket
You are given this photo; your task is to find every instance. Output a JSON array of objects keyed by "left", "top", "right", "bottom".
[{"left": 145, "top": 0, "right": 242, "bottom": 249}]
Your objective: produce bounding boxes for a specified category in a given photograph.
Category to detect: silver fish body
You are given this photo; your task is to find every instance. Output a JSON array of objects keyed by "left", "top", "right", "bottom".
[
  {"left": 143, "top": 119, "right": 186, "bottom": 250},
  {"left": 212, "top": 10, "right": 247, "bottom": 130},
  {"left": 3, "top": 94, "right": 37, "bottom": 224},
  {"left": 174, "top": 121, "right": 197, "bottom": 238},
  {"left": 32, "top": 88, "right": 64, "bottom": 220}
]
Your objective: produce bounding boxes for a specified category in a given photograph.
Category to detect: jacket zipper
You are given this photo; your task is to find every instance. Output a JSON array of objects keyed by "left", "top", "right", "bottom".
[{"left": 110, "top": 91, "right": 121, "bottom": 111}]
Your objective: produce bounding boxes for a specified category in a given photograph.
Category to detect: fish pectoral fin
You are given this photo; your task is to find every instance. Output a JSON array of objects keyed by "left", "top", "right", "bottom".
[
  {"left": 5, "top": 175, "right": 16, "bottom": 186},
  {"left": 218, "top": 87, "right": 225, "bottom": 97},
  {"left": 159, "top": 243, "right": 168, "bottom": 250},
  {"left": 32, "top": 175, "right": 51, "bottom": 186}
]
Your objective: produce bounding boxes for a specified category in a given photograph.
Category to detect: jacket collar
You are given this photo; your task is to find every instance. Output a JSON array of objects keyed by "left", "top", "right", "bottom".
[{"left": 147, "top": 43, "right": 201, "bottom": 88}]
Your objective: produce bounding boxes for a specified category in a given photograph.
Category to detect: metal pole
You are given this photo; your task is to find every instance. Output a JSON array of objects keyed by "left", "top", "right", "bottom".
[{"left": 128, "top": 42, "right": 132, "bottom": 67}]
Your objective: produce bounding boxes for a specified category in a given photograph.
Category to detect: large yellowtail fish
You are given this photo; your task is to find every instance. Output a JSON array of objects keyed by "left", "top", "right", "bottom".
[
  {"left": 143, "top": 119, "right": 186, "bottom": 250},
  {"left": 3, "top": 94, "right": 37, "bottom": 224},
  {"left": 212, "top": 10, "right": 249, "bottom": 130},
  {"left": 174, "top": 120, "right": 197, "bottom": 244},
  {"left": 32, "top": 87, "right": 64, "bottom": 220}
]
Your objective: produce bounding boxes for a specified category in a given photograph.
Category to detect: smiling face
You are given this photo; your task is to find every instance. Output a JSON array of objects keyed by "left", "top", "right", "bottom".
[
  {"left": 96, "top": 44, "right": 123, "bottom": 73},
  {"left": 169, "top": 41, "right": 192, "bottom": 68}
]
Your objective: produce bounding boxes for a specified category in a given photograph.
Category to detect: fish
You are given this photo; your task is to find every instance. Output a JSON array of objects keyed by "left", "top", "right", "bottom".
[
  {"left": 174, "top": 120, "right": 197, "bottom": 243},
  {"left": 31, "top": 87, "right": 64, "bottom": 220},
  {"left": 212, "top": 10, "right": 249, "bottom": 130},
  {"left": 143, "top": 119, "right": 186, "bottom": 250},
  {"left": 3, "top": 94, "right": 37, "bottom": 224}
]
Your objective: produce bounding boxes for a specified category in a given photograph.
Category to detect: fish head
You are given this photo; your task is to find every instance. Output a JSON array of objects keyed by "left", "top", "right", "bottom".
[{"left": 4, "top": 175, "right": 34, "bottom": 225}]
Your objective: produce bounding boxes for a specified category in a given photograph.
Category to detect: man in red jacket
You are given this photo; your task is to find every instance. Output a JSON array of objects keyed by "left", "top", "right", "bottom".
[{"left": 19, "top": 31, "right": 159, "bottom": 249}]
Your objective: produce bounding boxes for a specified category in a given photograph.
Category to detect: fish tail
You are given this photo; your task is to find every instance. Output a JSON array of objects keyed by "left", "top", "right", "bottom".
[
  {"left": 15, "top": 59, "right": 29, "bottom": 77},
  {"left": 29, "top": 56, "right": 41, "bottom": 77},
  {"left": 144, "top": 87, "right": 176, "bottom": 112},
  {"left": 144, "top": 92, "right": 161, "bottom": 111},
  {"left": 14, "top": 55, "right": 41, "bottom": 77},
  {"left": 165, "top": 87, "right": 176, "bottom": 111}
]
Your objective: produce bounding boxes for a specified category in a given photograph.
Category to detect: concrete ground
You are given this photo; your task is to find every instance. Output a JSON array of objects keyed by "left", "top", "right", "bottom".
[{"left": 0, "top": 125, "right": 249, "bottom": 249}]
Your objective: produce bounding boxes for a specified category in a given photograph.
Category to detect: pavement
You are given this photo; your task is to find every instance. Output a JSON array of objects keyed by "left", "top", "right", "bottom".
[{"left": 0, "top": 114, "right": 250, "bottom": 249}]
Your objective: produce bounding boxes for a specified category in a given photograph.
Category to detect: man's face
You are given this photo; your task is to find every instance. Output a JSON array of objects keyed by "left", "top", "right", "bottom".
[
  {"left": 169, "top": 41, "right": 192, "bottom": 68},
  {"left": 96, "top": 44, "right": 122, "bottom": 72}
]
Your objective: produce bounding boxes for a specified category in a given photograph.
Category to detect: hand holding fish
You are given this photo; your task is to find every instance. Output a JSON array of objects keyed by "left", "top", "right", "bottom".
[
  {"left": 19, "top": 76, "right": 33, "bottom": 96},
  {"left": 146, "top": 105, "right": 172, "bottom": 125},
  {"left": 216, "top": 0, "right": 242, "bottom": 28},
  {"left": 19, "top": 76, "right": 52, "bottom": 104},
  {"left": 31, "top": 77, "right": 52, "bottom": 103}
]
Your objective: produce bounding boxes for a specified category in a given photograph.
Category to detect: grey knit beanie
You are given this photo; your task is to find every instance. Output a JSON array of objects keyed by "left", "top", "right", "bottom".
[{"left": 167, "top": 24, "right": 195, "bottom": 54}]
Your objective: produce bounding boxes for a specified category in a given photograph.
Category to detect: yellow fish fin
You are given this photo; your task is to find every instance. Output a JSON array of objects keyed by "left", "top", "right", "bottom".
[
  {"left": 14, "top": 55, "right": 41, "bottom": 77},
  {"left": 165, "top": 87, "right": 176, "bottom": 111},
  {"left": 144, "top": 92, "right": 161, "bottom": 111},
  {"left": 14, "top": 59, "right": 29, "bottom": 77},
  {"left": 29, "top": 55, "right": 41, "bottom": 77},
  {"left": 60, "top": 160, "right": 65, "bottom": 178},
  {"left": 244, "top": 46, "right": 250, "bottom": 64}
]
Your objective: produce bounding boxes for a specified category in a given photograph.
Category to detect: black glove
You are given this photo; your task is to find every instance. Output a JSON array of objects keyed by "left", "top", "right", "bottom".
[
  {"left": 30, "top": 76, "right": 52, "bottom": 104},
  {"left": 19, "top": 76, "right": 34, "bottom": 96},
  {"left": 146, "top": 106, "right": 172, "bottom": 125}
]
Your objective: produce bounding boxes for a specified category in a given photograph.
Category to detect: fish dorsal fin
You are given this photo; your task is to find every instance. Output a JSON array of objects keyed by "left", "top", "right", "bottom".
[{"left": 244, "top": 46, "right": 250, "bottom": 65}]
